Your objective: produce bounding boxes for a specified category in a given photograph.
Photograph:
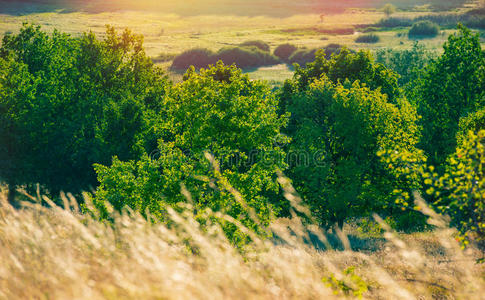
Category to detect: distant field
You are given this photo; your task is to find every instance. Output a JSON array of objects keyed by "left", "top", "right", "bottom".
[
  {"left": 0, "top": 0, "right": 483, "bottom": 82},
  {"left": 0, "top": 0, "right": 475, "bottom": 16}
]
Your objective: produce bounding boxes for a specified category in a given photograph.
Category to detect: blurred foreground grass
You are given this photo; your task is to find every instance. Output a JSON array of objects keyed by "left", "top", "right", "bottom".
[{"left": 0, "top": 182, "right": 484, "bottom": 299}]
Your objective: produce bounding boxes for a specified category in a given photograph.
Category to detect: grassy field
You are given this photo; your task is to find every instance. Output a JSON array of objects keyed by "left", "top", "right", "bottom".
[
  {"left": 1, "top": 188, "right": 484, "bottom": 299},
  {"left": 1, "top": 1, "right": 483, "bottom": 82}
]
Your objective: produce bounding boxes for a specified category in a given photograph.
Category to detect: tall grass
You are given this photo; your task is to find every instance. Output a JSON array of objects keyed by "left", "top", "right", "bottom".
[{"left": 1, "top": 177, "right": 484, "bottom": 299}]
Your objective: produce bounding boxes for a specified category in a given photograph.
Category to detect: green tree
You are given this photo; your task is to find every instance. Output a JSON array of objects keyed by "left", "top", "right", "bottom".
[
  {"left": 280, "top": 48, "right": 399, "bottom": 113},
  {"left": 375, "top": 42, "right": 435, "bottom": 90},
  {"left": 414, "top": 25, "right": 485, "bottom": 165},
  {"left": 457, "top": 107, "right": 485, "bottom": 146},
  {"left": 94, "top": 62, "right": 289, "bottom": 242},
  {"left": 382, "top": 4, "right": 397, "bottom": 17},
  {"left": 287, "top": 77, "right": 423, "bottom": 229},
  {"left": 0, "top": 24, "right": 168, "bottom": 200}
]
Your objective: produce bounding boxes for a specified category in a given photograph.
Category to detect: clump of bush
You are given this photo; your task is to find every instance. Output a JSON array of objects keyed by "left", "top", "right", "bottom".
[
  {"left": 287, "top": 48, "right": 317, "bottom": 66},
  {"left": 239, "top": 40, "right": 270, "bottom": 52},
  {"left": 171, "top": 48, "right": 215, "bottom": 70},
  {"left": 408, "top": 21, "right": 440, "bottom": 38},
  {"left": 216, "top": 46, "right": 279, "bottom": 69},
  {"left": 172, "top": 44, "right": 279, "bottom": 71},
  {"left": 287, "top": 44, "right": 343, "bottom": 66},
  {"left": 376, "top": 17, "right": 413, "bottom": 28},
  {"left": 274, "top": 43, "right": 298, "bottom": 62},
  {"left": 355, "top": 33, "right": 380, "bottom": 43}
]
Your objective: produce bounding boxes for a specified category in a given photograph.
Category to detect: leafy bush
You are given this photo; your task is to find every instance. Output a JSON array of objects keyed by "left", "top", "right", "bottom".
[
  {"left": 171, "top": 48, "right": 215, "bottom": 70},
  {"left": 216, "top": 46, "right": 279, "bottom": 69},
  {"left": 408, "top": 21, "right": 440, "bottom": 38},
  {"left": 376, "top": 17, "right": 413, "bottom": 28},
  {"left": 416, "top": 130, "right": 485, "bottom": 248},
  {"left": 171, "top": 45, "right": 279, "bottom": 71},
  {"left": 94, "top": 62, "right": 289, "bottom": 242},
  {"left": 286, "top": 78, "right": 423, "bottom": 228},
  {"left": 239, "top": 40, "right": 270, "bottom": 52},
  {"left": 465, "top": 16, "right": 485, "bottom": 30},
  {"left": 413, "top": 25, "right": 485, "bottom": 164},
  {"left": 375, "top": 42, "right": 435, "bottom": 88},
  {"left": 287, "top": 44, "right": 343, "bottom": 67},
  {"left": 274, "top": 43, "right": 297, "bottom": 62},
  {"left": 440, "top": 131, "right": 485, "bottom": 247},
  {"left": 382, "top": 4, "right": 397, "bottom": 17},
  {"left": 0, "top": 24, "right": 168, "bottom": 198},
  {"left": 457, "top": 107, "right": 485, "bottom": 146},
  {"left": 355, "top": 33, "right": 380, "bottom": 43},
  {"left": 288, "top": 48, "right": 399, "bottom": 102},
  {"left": 287, "top": 48, "right": 317, "bottom": 66},
  {"left": 375, "top": 10, "right": 485, "bottom": 30}
]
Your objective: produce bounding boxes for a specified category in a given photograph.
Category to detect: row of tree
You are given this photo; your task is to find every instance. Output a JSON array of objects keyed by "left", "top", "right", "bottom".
[{"left": 0, "top": 24, "right": 483, "bottom": 245}]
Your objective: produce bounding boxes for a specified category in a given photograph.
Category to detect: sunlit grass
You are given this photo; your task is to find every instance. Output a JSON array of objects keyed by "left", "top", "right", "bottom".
[{"left": 0, "top": 180, "right": 484, "bottom": 299}]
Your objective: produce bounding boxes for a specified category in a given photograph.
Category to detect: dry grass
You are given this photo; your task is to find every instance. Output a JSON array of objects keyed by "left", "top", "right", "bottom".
[{"left": 0, "top": 180, "right": 484, "bottom": 300}]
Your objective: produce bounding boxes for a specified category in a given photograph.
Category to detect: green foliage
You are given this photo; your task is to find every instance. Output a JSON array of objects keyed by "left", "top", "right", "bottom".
[
  {"left": 171, "top": 48, "right": 216, "bottom": 70},
  {"left": 457, "top": 107, "right": 485, "bottom": 146},
  {"left": 239, "top": 40, "right": 270, "bottom": 52},
  {"left": 286, "top": 78, "right": 423, "bottom": 228},
  {"left": 286, "top": 44, "right": 343, "bottom": 67},
  {"left": 434, "top": 130, "right": 485, "bottom": 246},
  {"left": 287, "top": 48, "right": 317, "bottom": 66},
  {"left": 288, "top": 48, "right": 399, "bottom": 102},
  {"left": 94, "top": 62, "right": 289, "bottom": 243},
  {"left": 408, "top": 21, "right": 440, "bottom": 39},
  {"left": 406, "top": 131, "right": 485, "bottom": 248},
  {"left": 274, "top": 43, "right": 298, "bottom": 62},
  {"left": 0, "top": 24, "right": 168, "bottom": 196},
  {"left": 355, "top": 33, "right": 380, "bottom": 44},
  {"left": 376, "top": 17, "right": 413, "bottom": 28},
  {"left": 414, "top": 25, "right": 485, "bottom": 165},
  {"left": 382, "top": 4, "right": 397, "bottom": 17},
  {"left": 375, "top": 42, "right": 435, "bottom": 88},
  {"left": 381, "top": 127, "right": 484, "bottom": 248},
  {"left": 171, "top": 45, "right": 278, "bottom": 71},
  {"left": 322, "top": 267, "right": 369, "bottom": 298},
  {"left": 216, "top": 46, "right": 279, "bottom": 69}
]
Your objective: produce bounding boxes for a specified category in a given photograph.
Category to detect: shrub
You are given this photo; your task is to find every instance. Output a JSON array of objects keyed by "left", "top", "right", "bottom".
[
  {"left": 171, "top": 48, "right": 215, "bottom": 70},
  {"left": 423, "top": 130, "right": 485, "bottom": 248},
  {"left": 457, "top": 107, "right": 485, "bottom": 146},
  {"left": 274, "top": 43, "right": 297, "bottom": 62},
  {"left": 323, "top": 44, "right": 343, "bottom": 58},
  {"left": 94, "top": 62, "right": 289, "bottom": 242},
  {"left": 216, "top": 46, "right": 279, "bottom": 69},
  {"left": 0, "top": 24, "right": 169, "bottom": 198},
  {"left": 239, "top": 40, "right": 270, "bottom": 52},
  {"left": 382, "top": 4, "right": 397, "bottom": 17},
  {"left": 376, "top": 17, "right": 413, "bottom": 28},
  {"left": 287, "top": 48, "right": 317, "bottom": 66},
  {"left": 408, "top": 21, "right": 440, "bottom": 38},
  {"left": 288, "top": 48, "right": 399, "bottom": 102},
  {"left": 414, "top": 25, "right": 485, "bottom": 164},
  {"left": 286, "top": 78, "right": 423, "bottom": 229},
  {"left": 465, "top": 16, "right": 485, "bottom": 30},
  {"left": 375, "top": 42, "right": 435, "bottom": 88},
  {"left": 355, "top": 33, "right": 380, "bottom": 43}
]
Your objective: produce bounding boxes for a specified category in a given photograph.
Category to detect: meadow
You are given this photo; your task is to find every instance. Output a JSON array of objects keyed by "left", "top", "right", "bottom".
[
  {"left": 1, "top": 0, "right": 484, "bottom": 82},
  {"left": 0, "top": 1, "right": 485, "bottom": 299}
]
